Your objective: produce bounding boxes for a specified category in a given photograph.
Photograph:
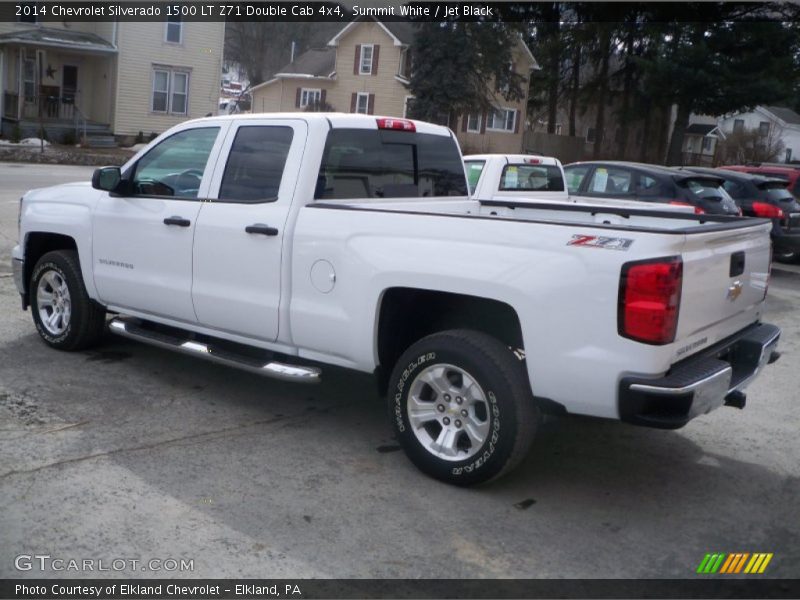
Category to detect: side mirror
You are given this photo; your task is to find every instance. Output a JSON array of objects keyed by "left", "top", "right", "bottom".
[{"left": 92, "top": 166, "right": 121, "bottom": 192}]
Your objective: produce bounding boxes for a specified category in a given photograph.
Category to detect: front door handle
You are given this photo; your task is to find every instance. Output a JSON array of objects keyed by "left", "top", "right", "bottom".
[
  {"left": 245, "top": 223, "right": 279, "bottom": 236},
  {"left": 163, "top": 216, "right": 191, "bottom": 227}
]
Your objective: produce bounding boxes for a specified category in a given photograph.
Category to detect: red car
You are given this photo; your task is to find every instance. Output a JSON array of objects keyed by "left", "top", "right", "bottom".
[{"left": 723, "top": 164, "right": 800, "bottom": 199}]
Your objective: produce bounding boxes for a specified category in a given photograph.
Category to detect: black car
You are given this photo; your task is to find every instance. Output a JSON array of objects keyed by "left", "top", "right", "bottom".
[
  {"left": 683, "top": 166, "right": 800, "bottom": 263},
  {"left": 564, "top": 161, "right": 741, "bottom": 215}
]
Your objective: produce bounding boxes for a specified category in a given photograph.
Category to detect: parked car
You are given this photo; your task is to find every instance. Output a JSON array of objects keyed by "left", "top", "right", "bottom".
[
  {"left": 722, "top": 165, "right": 800, "bottom": 199},
  {"left": 12, "top": 114, "right": 780, "bottom": 485},
  {"left": 564, "top": 161, "right": 741, "bottom": 215},
  {"left": 465, "top": 154, "right": 693, "bottom": 214},
  {"left": 682, "top": 167, "right": 800, "bottom": 263}
]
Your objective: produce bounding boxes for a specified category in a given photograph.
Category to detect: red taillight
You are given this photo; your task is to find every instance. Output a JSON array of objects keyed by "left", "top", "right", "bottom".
[
  {"left": 668, "top": 201, "right": 705, "bottom": 214},
  {"left": 752, "top": 201, "right": 784, "bottom": 219},
  {"left": 619, "top": 257, "right": 683, "bottom": 345},
  {"left": 376, "top": 118, "right": 415, "bottom": 132}
]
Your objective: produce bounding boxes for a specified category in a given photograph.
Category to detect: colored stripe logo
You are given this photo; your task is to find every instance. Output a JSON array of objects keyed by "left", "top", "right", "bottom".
[{"left": 697, "top": 553, "right": 773, "bottom": 574}]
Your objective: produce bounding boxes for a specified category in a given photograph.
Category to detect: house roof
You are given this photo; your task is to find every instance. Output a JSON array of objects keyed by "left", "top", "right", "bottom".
[
  {"left": 686, "top": 123, "right": 716, "bottom": 135},
  {"left": 764, "top": 106, "right": 800, "bottom": 126},
  {"left": 328, "top": 16, "right": 412, "bottom": 47},
  {"left": 274, "top": 48, "right": 335, "bottom": 78},
  {"left": 0, "top": 27, "right": 116, "bottom": 53}
]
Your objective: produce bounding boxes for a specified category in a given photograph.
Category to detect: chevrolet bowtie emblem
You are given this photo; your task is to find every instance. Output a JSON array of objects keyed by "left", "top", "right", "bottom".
[{"left": 727, "top": 280, "right": 743, "bottom": 302}]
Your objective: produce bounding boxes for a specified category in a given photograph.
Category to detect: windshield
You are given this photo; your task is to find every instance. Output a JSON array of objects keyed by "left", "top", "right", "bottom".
[{"left": 316, "top": 129, "right": 468, "bottom": 200}]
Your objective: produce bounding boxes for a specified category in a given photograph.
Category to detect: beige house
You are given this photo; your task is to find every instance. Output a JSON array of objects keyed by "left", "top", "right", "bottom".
[
  {"left": 251, "top": 18, "right": 537, "bottom": 154},
  {"left": 0, "top": 18, "right": 224, "bottom": 145}
]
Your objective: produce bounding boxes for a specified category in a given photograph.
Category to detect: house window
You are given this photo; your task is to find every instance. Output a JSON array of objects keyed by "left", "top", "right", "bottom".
[
  {"left": 487, "top": 108, "right": 516, "bottom": 132},
  {"left": 403, "top": 96, "right": 414, "bottom": 118},
  {"left": 166, "top": 15, "right": 183, "bottom": 44},
  {"left": 398, "top": 49, "right": 411, "bottom": 79},
  {"left": 702, "top": 137, "right": 713, "bottom": 152},
  {"left": 23, "top": 58, "right": 37, "bottom": 99},
  {"left": 355, "top": 93, "right": 370, "bottom": 114},
  {"left": 300, "top": 88, "right": 321, "bottom": 108},
  {"left": 465, "top": 114, "right": 482, "bottom": 133},
  {"left": 733, "top": 119, "right": 744, "bottom": 133},
  {"left": 759, "top": 121, "right": 770, "bottom": 136},
  {"left": 586, "top": 127, "right": 596, "bottom": 143},
  {"left": 152, "top": 68, "right": 190, "bottom": 115},
  {"left": 359, "top": 44, "right": 374, "bottom": 75}
]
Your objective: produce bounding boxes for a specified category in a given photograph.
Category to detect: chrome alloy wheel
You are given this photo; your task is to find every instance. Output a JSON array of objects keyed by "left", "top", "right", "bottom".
[
  {"left": 37, "top": 270, "right": 72, "bottom": 336},
  {"left": 406, "top": 363, "right": 491, "bottom": 461}
]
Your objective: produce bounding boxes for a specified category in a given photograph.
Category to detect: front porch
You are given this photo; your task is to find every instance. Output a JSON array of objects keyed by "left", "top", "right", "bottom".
[{"left": 0, "top": 26, "right": 117, "bottom": 145}]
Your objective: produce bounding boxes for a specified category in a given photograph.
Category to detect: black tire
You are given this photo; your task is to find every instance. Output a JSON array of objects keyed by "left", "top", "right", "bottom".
[
  {"left": 774, "top": 250, "right": 799, "bottom": 264},
  {"left": 388, "top": 329, "right": 538, "bottom": 486},
  {"left": 29, "top": 250, "right": 106, "bottom": 351}
]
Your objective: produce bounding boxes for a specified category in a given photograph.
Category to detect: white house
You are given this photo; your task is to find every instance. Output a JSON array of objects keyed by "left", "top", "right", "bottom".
[{"left": 715, "top": 106, "right": 800, "bottom": 163}]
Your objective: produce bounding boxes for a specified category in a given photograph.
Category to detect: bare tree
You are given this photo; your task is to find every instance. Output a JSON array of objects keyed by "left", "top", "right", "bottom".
[{"left": 717, "top": 125, "right": 786, "bottom": 164}]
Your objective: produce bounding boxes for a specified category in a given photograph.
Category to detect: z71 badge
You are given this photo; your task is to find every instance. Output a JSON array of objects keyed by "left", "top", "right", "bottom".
[{"left": 567, "top": 234, "right": 634, "bottom": 251}]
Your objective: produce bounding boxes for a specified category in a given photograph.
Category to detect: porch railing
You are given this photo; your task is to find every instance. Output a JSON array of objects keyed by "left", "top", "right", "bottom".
[
  {"left": 3, "top": 92, "right": 18, "bottom": 119},
  {"left": 20, "top": 93, "right": 79, "bottom": 121}
]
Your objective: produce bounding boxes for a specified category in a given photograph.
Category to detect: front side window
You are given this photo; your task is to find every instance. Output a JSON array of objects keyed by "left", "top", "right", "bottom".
[
  {"left": 487, "top": 108, "right": 516, "bottom": 132},
  {"left": 563, "top": 165, "right": 589, "bottom": 193},
  {"left": 131, "top": 127, "right": 219, "bottom": 198},
  {"left": 586, "top": 166, "right": 632, "bottom": 194},
  {"left": 464, "top": 160, "right": 485, "bottom": 195},
  {"left": 219, "top": 126, "right": 294, "bottom": 203},
  {"left": 300, "top": 88, "right": 321, "bottom": 108},
  {"left": 152, "top": 68, "right": 190, "bottom": 114},
  {"left": 359, "top": 45, "right": 374, "bottom": 75},
  {"left": 166, "top": 16, "right": 183, "bottom": 43},
  {"left": 316, "top": 129, "right": 467, "bottom": 200},
  {"left": 499, "top": 165, "right": 564, "bottom": 192}
]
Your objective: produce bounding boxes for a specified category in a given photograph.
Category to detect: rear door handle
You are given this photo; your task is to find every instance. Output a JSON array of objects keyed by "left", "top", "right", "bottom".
[
  {"left": 245, "top": 223, "right": 279, "bottom": 236},
  {"left": 163, "top": 216, "right": 191, "bottom": 227}
]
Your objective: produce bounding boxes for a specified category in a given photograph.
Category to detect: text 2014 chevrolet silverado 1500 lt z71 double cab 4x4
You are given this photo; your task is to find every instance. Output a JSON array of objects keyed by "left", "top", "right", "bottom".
[{"left": 12, "top": 114, "right": 781, "bottom": 485}]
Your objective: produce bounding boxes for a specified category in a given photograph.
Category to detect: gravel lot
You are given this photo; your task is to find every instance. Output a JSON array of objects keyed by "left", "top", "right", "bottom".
[{"left": 1, "top": 162, "right": 798, "bottom": 579}]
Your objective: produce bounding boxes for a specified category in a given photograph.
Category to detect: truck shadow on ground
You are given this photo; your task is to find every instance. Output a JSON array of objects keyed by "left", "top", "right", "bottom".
[{"left": 3, "top": 332, "right": 798, "bottom": 577}]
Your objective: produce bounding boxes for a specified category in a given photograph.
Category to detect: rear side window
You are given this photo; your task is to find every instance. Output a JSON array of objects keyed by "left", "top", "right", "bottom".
[
  {"left": 464, "top": 160, "right": 485, "bottom": 195},
  {"left": 499, "top": 164, "right": 564, "bottom": 192},
  {"left": 563, "top": 165, "right": 589, "bottom": 193},
  {"left": 219, "top": 126, "right": 294, "bottom": 203},
  {"left": 315, "top": 129, "right": 467, "bottom": 199},
  {"left": 635, "top": 174, "right": 669, "bottom": 199}
]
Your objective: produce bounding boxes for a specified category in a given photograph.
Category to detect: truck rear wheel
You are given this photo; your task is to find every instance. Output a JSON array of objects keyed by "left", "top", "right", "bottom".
[
  {"left": 30, "top": 250, "right": 106, "bottom": 351},
  {"left": 388, "top": 329, "right": 538, "bottom": 485}
]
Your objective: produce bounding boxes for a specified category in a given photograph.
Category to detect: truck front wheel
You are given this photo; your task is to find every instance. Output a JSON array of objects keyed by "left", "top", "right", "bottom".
[
  {"left": 388, "top": 329, "right": 538, "bottom": 485},
  {"left": 30, "top": 250, "right": 106, "bottom": 351}
]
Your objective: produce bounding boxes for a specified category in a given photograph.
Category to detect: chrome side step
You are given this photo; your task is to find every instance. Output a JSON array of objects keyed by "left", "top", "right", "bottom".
[{"left": 109, "top": 318, "right": 321, "bottom": 383}]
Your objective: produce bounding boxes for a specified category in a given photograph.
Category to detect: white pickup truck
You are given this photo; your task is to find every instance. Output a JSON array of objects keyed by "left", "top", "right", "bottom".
[
  {"left": 465, "top": 153, "right": 692, "bottom": 213},
  {"left": 12, "top": 114, "right": 781, "bottom": 485}
]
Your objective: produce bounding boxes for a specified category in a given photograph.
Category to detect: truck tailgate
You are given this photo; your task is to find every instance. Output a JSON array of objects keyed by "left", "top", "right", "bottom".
[{"left": 674, "top": 221, "right": 772, "bottom": 354}]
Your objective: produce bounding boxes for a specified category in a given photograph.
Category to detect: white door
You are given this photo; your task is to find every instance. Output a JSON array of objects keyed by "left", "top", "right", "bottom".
[
  {"left": 92, "top": 125, "right": 226, "bottom": 323},
  {"left": 191, "top": 119, "right": 308, "bottom": 341}
]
